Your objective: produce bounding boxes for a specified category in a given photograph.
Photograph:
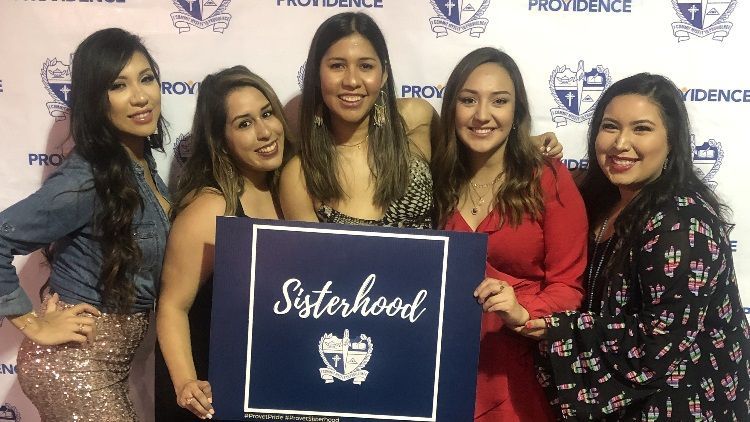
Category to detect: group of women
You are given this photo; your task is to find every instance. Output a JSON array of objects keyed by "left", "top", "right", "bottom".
[{"left": 0, "top": 10, "right": 748, "bottom": 422}]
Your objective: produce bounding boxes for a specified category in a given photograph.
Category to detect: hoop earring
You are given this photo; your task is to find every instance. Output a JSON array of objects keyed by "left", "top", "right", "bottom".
[{"left": 373, "top": 90, "right": 386, "bottom": 127}]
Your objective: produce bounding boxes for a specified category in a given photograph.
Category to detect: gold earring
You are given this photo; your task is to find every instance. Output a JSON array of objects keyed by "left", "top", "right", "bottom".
[{"left": 373, "top": 90, "right": 386, "bottom": 127}]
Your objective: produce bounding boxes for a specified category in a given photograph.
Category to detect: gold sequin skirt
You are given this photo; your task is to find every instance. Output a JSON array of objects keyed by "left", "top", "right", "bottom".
[{"left": 16, "top": 295, "right": 149, "bottom": 422}]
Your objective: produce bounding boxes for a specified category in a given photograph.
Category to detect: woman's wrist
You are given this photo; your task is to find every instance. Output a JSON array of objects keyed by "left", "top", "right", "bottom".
[{"left": 13, "top": 311, "right": 38, "bottom": 331}]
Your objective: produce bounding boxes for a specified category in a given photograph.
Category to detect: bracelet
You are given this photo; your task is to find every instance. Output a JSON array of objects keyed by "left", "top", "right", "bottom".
[{"left": 17, "top": 311, "right": 38, "bottom": 331}]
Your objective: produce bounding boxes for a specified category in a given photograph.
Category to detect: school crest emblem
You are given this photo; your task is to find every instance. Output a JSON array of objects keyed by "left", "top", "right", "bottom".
[
  {"left": 319, "top": 329, "right": 373, "bottom": 384},
  {"left": 41, "top": 56, "right": 72, "bottom": 121},
  {"left": 171, "top": 0, "right": 232, "bottom": 33},
  {"left": 692, "top": 137, "right": 724, "bottom": 189},
  {"left": 672, "top": 0, "right": 737, "bottom": 41},
  {"left": 549, "top": 60, "right": 611, "bottom": 127},
  {"left": 429, "top": 0, "right": 491, "bottom": 37},
  {"left": 0, "top": 403, "right": 20, "bottom": 422},
  {"left": 173, "top": 133, "right": 193, "bottom": 167}
]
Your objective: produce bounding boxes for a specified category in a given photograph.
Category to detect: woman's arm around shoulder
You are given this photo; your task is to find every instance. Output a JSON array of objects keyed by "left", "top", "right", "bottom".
[
  {"left": 279, "top": 156, "right": 318, "bottom": 222},
  {"left": 156, "top": 189, "right": 226, "bottom": 419},
  {"left": 397, "top": 97, "right": 437, "bottom": 161}
]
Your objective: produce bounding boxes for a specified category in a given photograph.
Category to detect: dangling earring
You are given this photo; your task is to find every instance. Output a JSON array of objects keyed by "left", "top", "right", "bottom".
[
  {"left": 373, "top": 90, "right": 386, "bottom": 127},
  {"left": 314, "top": 107, "right": 323, "bottom": 127},
  {"left": 663, "top": 157, "right": 669, "bottom": 170}
]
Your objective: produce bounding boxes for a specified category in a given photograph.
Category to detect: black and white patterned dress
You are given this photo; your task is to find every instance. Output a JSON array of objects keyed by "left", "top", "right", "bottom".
[
  {"left": 315, "top": 157, "right": 433, "bottom": 229},
  {"left": 537, "top": 194, "right": 750, "bottom": 421}
]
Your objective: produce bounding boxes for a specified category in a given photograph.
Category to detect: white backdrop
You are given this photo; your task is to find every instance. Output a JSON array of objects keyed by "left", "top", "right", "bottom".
[{"left": 0, "top": 1, "right": 748, "bottom": 420}]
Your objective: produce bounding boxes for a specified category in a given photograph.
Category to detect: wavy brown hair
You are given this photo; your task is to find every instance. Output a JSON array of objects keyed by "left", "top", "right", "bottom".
[
  {"left": 299, "top": 12, "right": 413, "bottom": 208},
  {"left": 433, "top": 47, "right": 552, "bottom": 228},
  {"left": 172, "top": 65, "right": 294, "bottom": 218},
  {"left": 70, "top": 28, "right": 167, "bottom": 312}
]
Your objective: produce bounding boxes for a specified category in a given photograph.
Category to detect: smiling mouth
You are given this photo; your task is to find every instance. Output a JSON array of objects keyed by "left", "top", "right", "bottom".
[
  {"left": 255, "top": 141, "right": 278, "bottom": 155},
  {"left": 470, "top": 127, "right": 496, "bottom": 135},
  {"left": 129, "top": 110, "right": 153, "bottom": 123},
  {"left": 608, "top": 156, "right": 638, "bottom": 170},
  {"left": 338, "top": 95, "right": 365, "bottom": 105}
]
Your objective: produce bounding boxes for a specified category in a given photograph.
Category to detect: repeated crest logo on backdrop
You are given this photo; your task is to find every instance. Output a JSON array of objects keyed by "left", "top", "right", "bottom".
[
  {"left": 297, "top": 63, "right": 306, "bottom": 91},
  {"left": 0, "top": 403, "right": 20, "bottom": 422},
  {"left": 171, "top": 0, "right": 232, "bottom": 33},
  {"left": 549, "top": 60, "right": 611, "bottom": 126},
  {"left": 672, "top": 0, "right": 737, "bottom": 41},
  {"left": 429, "top": 0, "right": 491, "bottom": 37},
  {"left": 173, "top": 133, "right": 193, "bottom": 167},
  {"left": 691, "top": 136, "right": 724, "bottom": 189},
  {"left": 41, "top": 56, "right": 72, "bottom": 121}
]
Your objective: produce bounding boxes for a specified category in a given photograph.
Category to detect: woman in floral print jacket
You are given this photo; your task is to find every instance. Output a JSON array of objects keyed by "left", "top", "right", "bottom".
[{"left": 525, "top": 73, "right": 750, "bottom": 421}]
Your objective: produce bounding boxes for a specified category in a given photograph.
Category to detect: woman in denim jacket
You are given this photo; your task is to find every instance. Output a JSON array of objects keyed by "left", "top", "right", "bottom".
[{"left": 0, "top": 28, "right": 170, "bottom": 421}]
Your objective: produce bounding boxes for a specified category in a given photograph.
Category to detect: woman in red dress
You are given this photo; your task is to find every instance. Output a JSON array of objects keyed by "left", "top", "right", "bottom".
[{"left": 432, "top": 47, "right": 588, "bottom": 421}]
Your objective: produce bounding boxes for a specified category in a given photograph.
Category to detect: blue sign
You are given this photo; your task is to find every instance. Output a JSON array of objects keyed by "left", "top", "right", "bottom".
[{"left": 210, "top": 218, "right": 487, "bottom": 421}]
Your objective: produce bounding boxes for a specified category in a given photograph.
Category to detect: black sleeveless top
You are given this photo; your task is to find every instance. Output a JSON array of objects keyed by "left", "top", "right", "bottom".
[{"left": 155, "top": 201, "right": 247, "bottom": 421}]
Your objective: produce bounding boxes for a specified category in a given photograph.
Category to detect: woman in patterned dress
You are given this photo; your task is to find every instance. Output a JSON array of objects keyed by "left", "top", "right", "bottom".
[{"left": 525, "top": 73, "right": 750, "bottom": 420}]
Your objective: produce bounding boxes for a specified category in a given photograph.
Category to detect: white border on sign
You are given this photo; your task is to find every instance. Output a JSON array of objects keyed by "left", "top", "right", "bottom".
[{"left": 243, "top": 224, "right": 450, "bottom": 421}]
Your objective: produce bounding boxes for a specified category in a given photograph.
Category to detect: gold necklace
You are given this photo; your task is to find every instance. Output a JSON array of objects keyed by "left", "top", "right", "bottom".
[
  {"left": 337, "top": 135, "right": 368, "bottom": 150},
  {"left": 468, "top": 184, "right": 494, "bottom": 216},
  {"left": 470, "top": 170, "right": 504, "bottom": 189},
  {"left": 468, "top": 171, "right": 503, "bottom": 215}
]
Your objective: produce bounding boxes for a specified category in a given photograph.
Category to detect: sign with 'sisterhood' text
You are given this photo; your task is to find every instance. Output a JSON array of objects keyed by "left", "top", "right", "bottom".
[{"left": 209, "top": 218, "right": 487, "bottom": 421}]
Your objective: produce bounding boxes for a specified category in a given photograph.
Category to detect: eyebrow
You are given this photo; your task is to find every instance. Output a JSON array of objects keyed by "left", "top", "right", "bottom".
[
  {"left": 602, "top": 117, "right": 656, "bottom": 125},
  {"left": 459, "top": 88, "right": 512, "bottom": 95},
  {"left": 230, "top": 103, "right": 272, "bottom": 124},
  {"left": 326, "top": 56, "right": 378, "bottom": 62},
  {"left": 114, "top": 67, "right": 153, "bottom": 80}
]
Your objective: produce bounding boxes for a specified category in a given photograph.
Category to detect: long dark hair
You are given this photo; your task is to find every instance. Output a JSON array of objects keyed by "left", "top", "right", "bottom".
[
  {"left": 172, "top": 65, "right": 294, "bottom": 218},
  {"left": 70, "top": 28, "right": 167, "bottom": 312},
  {"left": 299, "top": 12, "right": 411, "bottom": 208},
  {"left": 579, "top": 73, "right": 729, "bottom": 277},
  {"left": 433, "top": 47, "right": 550, "bottom": 228}
]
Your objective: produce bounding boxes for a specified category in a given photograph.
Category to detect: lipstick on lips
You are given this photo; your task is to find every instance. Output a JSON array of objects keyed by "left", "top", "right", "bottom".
[
  {"left": 607, "top": 155, "right": 638, "bottom": 173},
  {"left": 129, "top": 109, "right": 153, "bottom": 125}
]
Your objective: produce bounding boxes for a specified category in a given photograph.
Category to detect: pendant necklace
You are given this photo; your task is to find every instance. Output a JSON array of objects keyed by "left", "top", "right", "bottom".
[
  {"left": 469, "top": 171, "right": 504, "bottom": 215},
  {"left": 586, "top": 217, "right": 613, "bottom": 311}
]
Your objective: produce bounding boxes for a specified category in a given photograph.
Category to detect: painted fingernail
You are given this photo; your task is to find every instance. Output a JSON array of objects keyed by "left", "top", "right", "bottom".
[
  {"left": 208, "top": 397, "right": 213, "bottom": 404},
  {"left": 206, "top": 414, "right": 213, "bottom": 419}
]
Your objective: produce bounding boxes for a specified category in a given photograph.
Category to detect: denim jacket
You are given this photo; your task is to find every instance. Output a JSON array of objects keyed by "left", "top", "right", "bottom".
[{"left": 0, "top": 150, "right": 170, "bottom": 315}]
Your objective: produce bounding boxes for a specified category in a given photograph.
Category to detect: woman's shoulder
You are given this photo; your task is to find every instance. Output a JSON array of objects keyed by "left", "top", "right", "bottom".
[
  {"left": 41, "top": 151, "right": 95, "bottom": 193},
  {"left": 644, "top": 192, "right": 725, "bottom": 236},
  {"left": 397, "top": 97, "right": 435, "bottom": 123},
  {"left": 175, "top": 188, "right": 228, "bottom": 221},
  {"left": 540, "top": 159, "right": 577, "bottom": 193}
]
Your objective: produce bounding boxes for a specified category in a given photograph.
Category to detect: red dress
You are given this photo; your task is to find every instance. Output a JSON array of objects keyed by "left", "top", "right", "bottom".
[{"left": 444, "top": 161, "right": 588, "bottom": 421}]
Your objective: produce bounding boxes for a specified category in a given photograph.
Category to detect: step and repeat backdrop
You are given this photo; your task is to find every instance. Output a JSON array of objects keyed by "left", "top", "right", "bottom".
[{"left": 0, "top": 1, "right": 747, "bottom": 420}]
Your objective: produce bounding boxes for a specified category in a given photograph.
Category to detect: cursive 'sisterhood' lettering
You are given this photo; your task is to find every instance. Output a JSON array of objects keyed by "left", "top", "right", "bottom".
[{"left": 273, "top": 274, "right": 427, "bottom": 323}]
